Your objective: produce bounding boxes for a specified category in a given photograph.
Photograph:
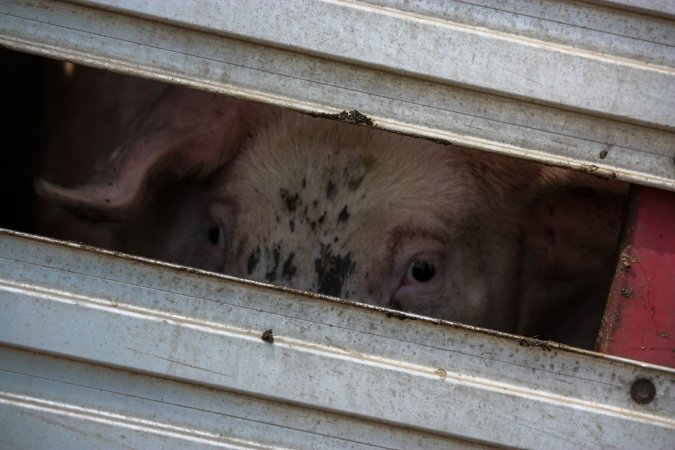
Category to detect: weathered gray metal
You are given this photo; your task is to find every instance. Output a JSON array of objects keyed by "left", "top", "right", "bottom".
[
  {"left": 1, "top": 2, "right": 675, "bottom": 447},
  {"left": 0, "top": 229, "right": 673, "bottom": 448},
  {"left": 1, "top": 0, "right": 674, "bottom": 190}
]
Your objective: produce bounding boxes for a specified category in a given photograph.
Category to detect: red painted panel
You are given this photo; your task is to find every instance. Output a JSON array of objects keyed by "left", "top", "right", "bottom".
[{"left": 597, "top": 186, "right": 675, "bottom": 368}]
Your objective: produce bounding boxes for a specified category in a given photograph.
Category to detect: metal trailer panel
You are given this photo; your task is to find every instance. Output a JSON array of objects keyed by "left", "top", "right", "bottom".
[
  {"left": 1, "top": 348, "right": 476, "bottom": 449},
  {"left": 598, "top": 186, "right": 675, "bottom": 368},
  {"left": 1, "top": 0, "right": 674, "bottom": 190},
  {"left": 1, "top": 230, "right": 674, "bottom": 448}
]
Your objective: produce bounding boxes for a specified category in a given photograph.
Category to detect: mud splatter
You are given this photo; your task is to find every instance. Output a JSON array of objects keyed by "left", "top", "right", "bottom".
[
  {"left": 518, "top": 337, "right": 552, "bottom": 351},
  {"left": 386, "top": 310, "right": 410, "bottom": 320},
  {"left": 282, "top": 252, "right": 297, "bottom": 281},
  {"left": 280, "top": 189, "right": 300, "bottom": 212},
  {"left": 265, "top": 243, "right": 281, "bottom": 283},
  {"left": 314, "top": 243, "right": 355, "bottom": 297},
  {"left": 577, "top": 164, "right": 618, "bottom": 181},
  {"left": 247, "top": 247, "right": 260, "bottom": 275},
  {"left": 619, "top": 287, "right": 633, "bottom": 298},
  {"left": 310, "top": 109, "right": 374, "bottom": 126},
  {"left": 261, "top": 329, "right": 274, "bottom": 343},
  {"left": 338, "top": 205, "right": 350, "bottom": 223},
  {"left": 326, "top": 181, "right": 337, "bottom": 200},
  {"left": 345, "top": 155, "right": 375, "bottom": 191}
]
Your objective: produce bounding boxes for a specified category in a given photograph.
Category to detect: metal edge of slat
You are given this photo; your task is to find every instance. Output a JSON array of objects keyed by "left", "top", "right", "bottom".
[
  {"left": 0, "top": 229, "right": 674, "bottom": 448},
  {"left": 590, "top": 0, "right": 675, "bottom": 19},
  {"left": 0, "top": 0, "right": 674, "bottom": 191}
]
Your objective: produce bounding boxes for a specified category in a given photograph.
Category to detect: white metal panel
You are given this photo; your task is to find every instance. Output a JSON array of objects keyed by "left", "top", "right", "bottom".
[
  {"left": 594, "top": 0, "right": 675, "bottom": 18},
  {"left": 78, "top": 0, "right": 674, "bottom": 129},
  {"left": 1, "top": 348, "right": 472, "bottom": 449},
  {"left": 0, "top": 230, "right": 674, "bottom": 448},
  {"left": 1, "top": 0, "right": 674, "bottom": 190}
]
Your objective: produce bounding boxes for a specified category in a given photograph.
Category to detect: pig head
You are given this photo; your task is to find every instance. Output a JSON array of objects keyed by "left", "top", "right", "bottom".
[{"left": 36, "top": 66, "right": 626, "bottom": 348}]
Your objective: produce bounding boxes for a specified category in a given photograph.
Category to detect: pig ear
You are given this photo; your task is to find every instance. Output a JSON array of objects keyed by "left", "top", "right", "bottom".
[
  {"left": 36, "top": 87, "right": 262, "bottom": 220},
  {"left": 516, "top": 188, "right": 625, "bottom": 347}
]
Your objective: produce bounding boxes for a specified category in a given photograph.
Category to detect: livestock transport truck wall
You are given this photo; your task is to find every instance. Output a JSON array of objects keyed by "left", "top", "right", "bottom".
[{"left": 0, "top": 1, "right": 674, "bottom": 448}]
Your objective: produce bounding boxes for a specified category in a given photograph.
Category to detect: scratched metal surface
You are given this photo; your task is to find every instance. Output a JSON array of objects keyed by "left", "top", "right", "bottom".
[
  {"left": 0, "top": 0, "right": 674, "bottom": 190},
  {"left": 0, "top": 229, "right": 674, "bottom": 448}
]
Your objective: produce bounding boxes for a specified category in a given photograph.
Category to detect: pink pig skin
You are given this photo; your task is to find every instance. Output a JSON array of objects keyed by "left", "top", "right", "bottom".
[{"left": 37, "top": 65, "right": 627, "bottom": 349}]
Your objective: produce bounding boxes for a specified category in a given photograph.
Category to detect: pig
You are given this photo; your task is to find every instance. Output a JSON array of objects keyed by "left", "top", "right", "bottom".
[{"left": 36, "top": 65, "right": 627, "bottom": 348}]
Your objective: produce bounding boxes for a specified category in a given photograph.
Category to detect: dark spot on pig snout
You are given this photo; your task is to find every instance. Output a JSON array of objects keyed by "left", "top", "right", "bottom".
[
  {"left": 314, "top": 243, "right": 355, "bottom": 297},
  {"left": 345, "top": 155, "right": 375, "bottom": 191},
  {"left": 282, "top": 252, "right": 297, "bottom": 281},
  {"left": 326, "top": 181, "right": 337, "bottom": 200},
  {"left": 280, "top": 189, "right": 300, "bottom": 212},
  {"left": 265, "top": 243, "right": 281, "bottom": 283},
  {"left": 247, "top": 247, "right": 261, "bottom": 275},
  {"left": 338, "top": 205, "right": 350, "bottom": 223},
  {"left": 347, "top": 176, "right": 365, "bottom": 191}
]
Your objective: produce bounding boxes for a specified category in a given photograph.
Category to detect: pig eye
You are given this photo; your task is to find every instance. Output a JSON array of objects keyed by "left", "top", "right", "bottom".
[
  {"left": 208, "top": 224, "right": 223, "bottom": 246},
  {"left": 406, "top": 260, "right": 437, "bottom": 283},
  {"left": 390, "top": 238, "right": 445, "bottom": 312}
]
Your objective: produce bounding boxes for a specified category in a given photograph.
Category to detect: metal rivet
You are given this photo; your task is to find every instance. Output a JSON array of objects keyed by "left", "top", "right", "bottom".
[{"left": 630, "top": 378, "right": 655, "bottom": 404}]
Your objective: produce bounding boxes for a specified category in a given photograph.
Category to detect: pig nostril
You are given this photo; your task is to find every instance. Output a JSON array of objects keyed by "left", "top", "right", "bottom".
[{"left": 208, "top": 224, "right": 221, "bottom": 245}]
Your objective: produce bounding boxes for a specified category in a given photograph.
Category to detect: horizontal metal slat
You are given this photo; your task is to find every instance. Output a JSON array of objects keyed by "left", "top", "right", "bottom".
[
  {"left": 0, "top": 229, "right": 674, "bottom": 448},
  {"left": 80, "top": 0, "right": 675, "bottom": 129},
  {"left": 0, "top": 348, "right": 467, "bottom": 449},
  {"left": 596, "top": 0, "right": 675, "bottom": 18},
  {"left": 1, "top": 0, "right": 674, "bottom": 190}
]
